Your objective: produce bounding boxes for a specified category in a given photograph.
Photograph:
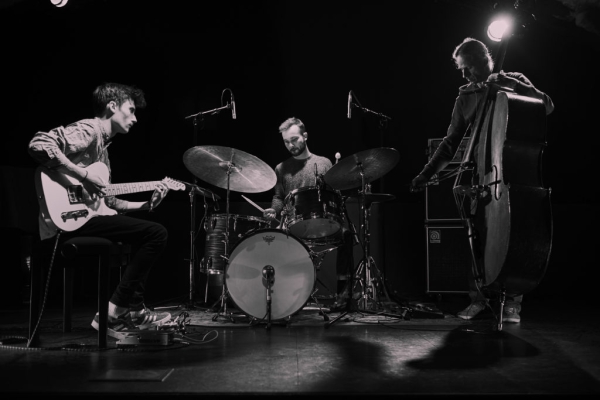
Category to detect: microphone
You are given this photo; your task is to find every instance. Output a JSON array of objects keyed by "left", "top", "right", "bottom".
[
  {"left": 347, "top": 91, "right": 352, "bottom": 119},
  {"left": 231, "top": 93, "right": 237, "bottom": 120},
  {"left": 335, "top": 152, "right": 341, "bottom": 164},
  {"left": 262, "top": 265, "right": 274, "bottom": 282}
]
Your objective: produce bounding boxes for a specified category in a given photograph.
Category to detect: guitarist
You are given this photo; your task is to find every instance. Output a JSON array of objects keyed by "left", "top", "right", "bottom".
[{"left": 28, "top": 82, "right": 171, "bottom": 338}]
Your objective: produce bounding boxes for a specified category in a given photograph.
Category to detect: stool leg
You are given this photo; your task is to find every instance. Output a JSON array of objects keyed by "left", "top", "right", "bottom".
[
  {"left": 98, "top": 253, "right": 111, "bottom": 349},
  {"left": 63, "top": 268, "right": 73, "bottom": 332},
  {"left": 28, "top": 254, "right": 44, "bottom": 347}
]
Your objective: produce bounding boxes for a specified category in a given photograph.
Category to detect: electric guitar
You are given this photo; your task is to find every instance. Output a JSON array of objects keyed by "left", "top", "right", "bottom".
[{"left": 35, "top": 161, "right": 186, "bottom": 232}]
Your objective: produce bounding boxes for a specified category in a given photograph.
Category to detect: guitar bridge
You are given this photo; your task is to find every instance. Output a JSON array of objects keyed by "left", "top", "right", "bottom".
[
  {"left": 61, "top": 209, "right": 89, "bottom": 222},
  {"left": 67, "top": 185, "right": 85, "bottom": 204}
]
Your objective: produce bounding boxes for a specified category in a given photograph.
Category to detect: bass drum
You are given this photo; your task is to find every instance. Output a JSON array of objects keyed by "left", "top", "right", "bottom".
[{"left": 225, "top": 229, "right": 315, "bottom": 320}]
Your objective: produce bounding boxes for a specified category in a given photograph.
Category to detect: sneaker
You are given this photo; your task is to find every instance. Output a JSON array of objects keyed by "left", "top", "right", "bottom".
[
  {"left": 130, "top": 308, "right": 171, "bottom": 330},
  {"left": 457, "top": 301, "right": 487, "bottom": 320},
  {"left": 91, "top": 311, "right": 138, "bottom": 339},
  {"left": 502, "top": 307, "right": 521, "bottom": 323}
]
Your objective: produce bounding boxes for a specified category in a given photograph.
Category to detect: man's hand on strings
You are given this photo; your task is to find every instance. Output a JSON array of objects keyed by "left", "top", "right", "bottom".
[
  {"left": 82, "top": 170, "right": 106, "bottom": 200},
  {"left": 410, "top": 174, "right": 429, "bottom": 193}
]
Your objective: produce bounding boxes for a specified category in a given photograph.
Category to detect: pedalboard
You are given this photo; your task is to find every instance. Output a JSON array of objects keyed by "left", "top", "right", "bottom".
[{"left": 116, "top": 330, "right": 175, "bottom": 347}]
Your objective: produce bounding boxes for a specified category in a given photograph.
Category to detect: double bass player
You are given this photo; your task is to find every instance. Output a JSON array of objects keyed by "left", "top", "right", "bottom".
[{"left": 410, "top": 38, "right": 554, "bottom": 323}]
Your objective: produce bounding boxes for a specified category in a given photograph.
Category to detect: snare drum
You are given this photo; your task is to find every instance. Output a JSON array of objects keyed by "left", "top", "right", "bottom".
[
  {"left": 202, "top": 214, "right": 271, "bottom": 274},
  {"left": 284, "top": 186, "right": 344, "bottom": 240},
  {"left": 225, "top": 229, "right": 315, "bottom": 320}
]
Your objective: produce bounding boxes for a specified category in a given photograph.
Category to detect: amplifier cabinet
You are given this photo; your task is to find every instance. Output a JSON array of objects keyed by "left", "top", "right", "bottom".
[
  {"left": 427, "top": 137, "right": 470, "bottom": 163},
  {"left": 425, "top": 137, "right": 470, "bottom": 223},
  {"left": 425, "top": 171, "right": 463, "bottom": 222},
  {"left": 426, "top": 224, "right": 470, "bottom": 293}
]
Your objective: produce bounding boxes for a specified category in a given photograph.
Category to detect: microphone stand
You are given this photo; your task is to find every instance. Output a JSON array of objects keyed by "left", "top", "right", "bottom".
[
  {"left": 262, "top": 265, "right": 274, "bottom": 331},
  {"left": 182, "top": 102, "right": 234, "bottom": 309}
]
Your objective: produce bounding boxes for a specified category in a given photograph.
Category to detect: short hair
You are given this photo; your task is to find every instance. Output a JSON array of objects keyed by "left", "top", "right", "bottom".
[
  {"left": 92, "top": 82, "right": 146, "bottom": 117},
  {"left": 278, "top": 117, "right": 306, "bottom": 135},
  {"left": 452, "top": 38, "right": 494, "bottom": 72}
]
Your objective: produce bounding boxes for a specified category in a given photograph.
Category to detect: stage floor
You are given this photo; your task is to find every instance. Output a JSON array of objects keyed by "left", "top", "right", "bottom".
[{"left": 1, "top": 294, "right": 599, "bottom": 396}]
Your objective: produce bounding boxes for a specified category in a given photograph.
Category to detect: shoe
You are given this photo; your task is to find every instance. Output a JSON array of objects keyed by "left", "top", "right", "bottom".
[
  {"left": 130, "top": 307, "right": 171, "bottom": 330},
  {"left": 91, "top": 311, "right": 138, "bottom": 339},
  {"left": 502, "top": 307, "right": 521, "bottom": 323},
  {"left": 457, "top": 301, "right": 487, "bottom": 320}
]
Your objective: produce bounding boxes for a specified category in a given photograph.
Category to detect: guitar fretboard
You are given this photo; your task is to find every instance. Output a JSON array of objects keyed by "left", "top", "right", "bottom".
[{"left": 105, "top": 181, "right": 162, "bottom": 196}]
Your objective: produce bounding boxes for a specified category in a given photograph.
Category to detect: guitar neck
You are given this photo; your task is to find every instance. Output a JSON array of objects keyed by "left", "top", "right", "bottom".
[{"left": 105, "top": 181, "right": 163, "bottom": 196}]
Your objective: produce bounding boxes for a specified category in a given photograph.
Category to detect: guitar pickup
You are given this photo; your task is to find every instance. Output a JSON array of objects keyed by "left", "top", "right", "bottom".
[
  {"left": 67, "top": 185, "right": 84, "bottom": 204},
  {"left": 61, "top": 209, "right": 89, "bottom": 222}
]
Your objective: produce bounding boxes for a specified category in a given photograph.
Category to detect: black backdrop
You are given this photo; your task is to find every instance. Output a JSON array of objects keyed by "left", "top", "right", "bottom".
[{"left": 1, "top": 0, "right": 599, "bottom": 306}]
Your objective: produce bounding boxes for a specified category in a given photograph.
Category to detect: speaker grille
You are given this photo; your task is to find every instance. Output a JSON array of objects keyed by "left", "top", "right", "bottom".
[{"left": 426, "top": 225, "right": 470, "bottom": 293}]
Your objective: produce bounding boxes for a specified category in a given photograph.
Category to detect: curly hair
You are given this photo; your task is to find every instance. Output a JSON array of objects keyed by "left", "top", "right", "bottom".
[
  {"left": 92, "top": 82, "right": 146, "bottom": 117},
  {"left": 278, "top": 117, "right": 306, "bottom": 134},
  {"left": 452, "top": 38, "right": 494, "bottom": 72}
]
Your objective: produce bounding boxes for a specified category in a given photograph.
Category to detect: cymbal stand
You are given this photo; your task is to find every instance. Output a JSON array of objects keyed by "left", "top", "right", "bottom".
[
  {"left": 326, "top": 167, "right": 407, "bottom": 328},
  {"left": 183, "top": 103, "right": 231, "bottom": 309},
  {"left": 211, "top": 150, "right": 237, "bottom": 322}
]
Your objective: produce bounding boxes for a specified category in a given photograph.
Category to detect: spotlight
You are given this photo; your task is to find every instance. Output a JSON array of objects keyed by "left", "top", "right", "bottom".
[
  {"left": 487, "top": 18, "right": 512, "bottom": 42},
  {"left": 50, "top": 0, "right": 69, "bottom": 7}
]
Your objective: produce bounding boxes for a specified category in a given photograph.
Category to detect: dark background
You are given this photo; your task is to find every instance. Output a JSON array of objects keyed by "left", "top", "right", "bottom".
[{"left": 1, "top": 0, "right": 598, "bottom": 307}]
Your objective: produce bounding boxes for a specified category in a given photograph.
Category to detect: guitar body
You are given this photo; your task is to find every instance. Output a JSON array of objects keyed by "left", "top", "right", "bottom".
[
  {"left": 35, "top": 162, "right": 117, "bottom": 232},
  {"left": 35, "top": 162, "right": 185, "bottom": 233}
]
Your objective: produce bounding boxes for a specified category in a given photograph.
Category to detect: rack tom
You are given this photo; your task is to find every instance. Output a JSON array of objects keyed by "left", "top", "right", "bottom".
[{"left": 284, "top": 186, "right": 343, "bottom": 240}]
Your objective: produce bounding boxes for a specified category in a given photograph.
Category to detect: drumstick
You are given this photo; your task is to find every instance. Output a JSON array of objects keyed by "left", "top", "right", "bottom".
[{"left": 241, "top": 195, "right": 281, "bottom": 224}]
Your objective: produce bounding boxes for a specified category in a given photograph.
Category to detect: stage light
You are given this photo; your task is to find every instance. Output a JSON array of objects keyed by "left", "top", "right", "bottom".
[
  {"left": 50, "top": 0, "right": 69, "bottom": 7},
  {"left": 487, "top": 18, "right": 512, "bottom": 42}
]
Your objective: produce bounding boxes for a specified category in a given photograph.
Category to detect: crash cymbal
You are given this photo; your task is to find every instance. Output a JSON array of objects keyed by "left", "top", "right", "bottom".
[
  {"left": 324, "top": 148, "right": 399, "bottom": 191},
  {"left": 183, "top": 146, "right": 276, "bottom": 193},
  {"left": 345, "top": 193, "right": 396, "bottom": 204}
]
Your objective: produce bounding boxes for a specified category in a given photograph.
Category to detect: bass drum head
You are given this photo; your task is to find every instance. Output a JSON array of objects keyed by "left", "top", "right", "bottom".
[{"left": 225, "top": 229, "right": 315, "bottom": 320}]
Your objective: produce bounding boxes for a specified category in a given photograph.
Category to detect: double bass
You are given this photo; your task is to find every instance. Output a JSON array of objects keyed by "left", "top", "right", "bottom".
[{"left": 454, "top": 36, "right": 552, "bottom": 329}]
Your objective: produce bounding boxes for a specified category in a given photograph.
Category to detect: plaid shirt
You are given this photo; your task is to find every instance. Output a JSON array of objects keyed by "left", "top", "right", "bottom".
[{"left": 28, "top": 118, "right": 127, "bottom": 239}]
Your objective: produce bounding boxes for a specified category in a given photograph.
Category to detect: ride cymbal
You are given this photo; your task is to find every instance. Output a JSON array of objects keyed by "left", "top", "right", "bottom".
[
  {"left": 324, "top": 148, "right": 399, "bottom": 190},
  {"left": 183, "top": 145, "right": 276, "bottom": 193}
]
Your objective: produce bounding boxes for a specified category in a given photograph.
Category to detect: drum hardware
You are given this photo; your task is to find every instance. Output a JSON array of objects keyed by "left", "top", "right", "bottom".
[
  {"left": 304, "top": 288, "right": 331, "bottom": 321},
  {"left": 262, "top": 265, "right": 275, "bottom": 330},
  {"left": 183, "top": 145, "right": 277, "bottom": 320},
  {"left": 181, "top": 100, "right": 233, "bottom": 310},
  {"left": 323, "top": 148, "right": 411, "bottom": 327},
  {"left": 179, "top": 178, "right": 219, "bottom": 309}
]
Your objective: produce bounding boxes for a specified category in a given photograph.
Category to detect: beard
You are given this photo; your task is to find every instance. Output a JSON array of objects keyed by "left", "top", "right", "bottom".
[{"left": 289, "top": 141, "right": 306, "bottom": 156}]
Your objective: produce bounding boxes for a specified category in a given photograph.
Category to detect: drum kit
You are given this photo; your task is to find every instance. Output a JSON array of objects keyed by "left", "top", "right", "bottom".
[{"left": 182, "top": 144, "right": 403, "bottom": 328}]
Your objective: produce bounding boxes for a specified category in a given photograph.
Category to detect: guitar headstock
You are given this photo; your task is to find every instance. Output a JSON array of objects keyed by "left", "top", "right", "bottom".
[{"left": 162, "top": 177, "right": 186, "bottom": 191}]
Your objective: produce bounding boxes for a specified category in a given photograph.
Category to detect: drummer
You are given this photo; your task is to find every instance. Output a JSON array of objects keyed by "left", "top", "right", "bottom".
[{"left": 263, "top": 117, "right": 354, "bottom": 308}]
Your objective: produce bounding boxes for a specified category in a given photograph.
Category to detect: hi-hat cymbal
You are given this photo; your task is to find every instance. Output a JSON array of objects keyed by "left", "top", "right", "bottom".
[
  {"left": 324, "top": 148, "right": 399, "bottom": 191},
  {"left": 345, "top": 193, "right": 396, "bottom": 204},
  {"left": 183, "top": 146, "right": 276, "bottom": 193}
]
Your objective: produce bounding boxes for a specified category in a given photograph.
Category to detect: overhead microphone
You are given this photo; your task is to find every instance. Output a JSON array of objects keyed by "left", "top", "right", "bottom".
[
  {"left": 231, "top": 92, "right": 237, "bottom": 120},
  {"left": 347, "top": 91, "right": 352, "bottom": 119}
]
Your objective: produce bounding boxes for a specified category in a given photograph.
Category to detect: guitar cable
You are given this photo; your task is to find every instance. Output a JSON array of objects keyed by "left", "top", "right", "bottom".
[{"left": 26, "top": 230, "right": 62, "bottom": 348}]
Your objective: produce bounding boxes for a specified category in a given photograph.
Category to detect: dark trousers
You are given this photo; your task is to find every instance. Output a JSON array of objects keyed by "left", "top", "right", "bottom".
[{"left": 37, "top": 215, "right": 168, "bottom": 311}]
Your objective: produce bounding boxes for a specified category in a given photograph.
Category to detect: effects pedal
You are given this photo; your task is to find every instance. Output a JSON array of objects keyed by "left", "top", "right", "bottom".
[{"left": 116, "top": 330, "right": 174, "bottom": 347}]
